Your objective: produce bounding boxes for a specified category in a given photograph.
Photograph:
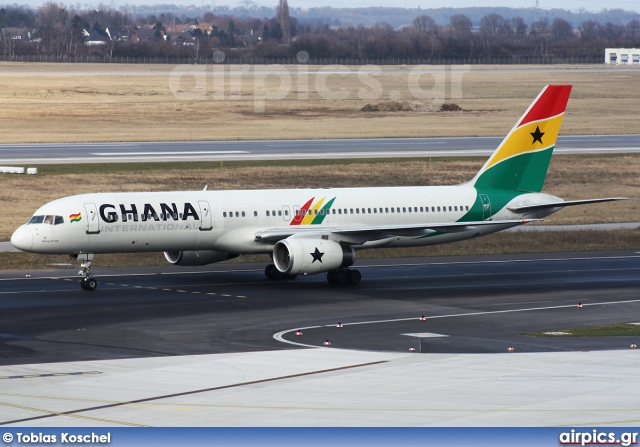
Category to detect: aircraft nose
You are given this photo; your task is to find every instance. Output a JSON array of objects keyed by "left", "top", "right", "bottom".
[{"left": 11, "top": 226, "right": 33, "bottom": 252}]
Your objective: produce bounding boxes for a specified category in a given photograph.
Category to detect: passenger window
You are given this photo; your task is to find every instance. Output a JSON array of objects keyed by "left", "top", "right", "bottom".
[
  {"left": 235, "top": 212, "right": 239, "bottom": 217},
  {"left": 338, "top": 209, "right": 342, "bottom": 215},
  {"left": 266, "top": 211, "right": 270, "bottom": 217},
  {"left": 385, "top": 208, "right": 389, "bottom": 213},
  {"left": 356, "top": 209, "right": 360, "bottom": 214},
  {"left": 437, "top": 207, "right": 441, "bottom": 212},
  {"left": 391, "top": 208, "right": 395, "bottom": 213},
  {"left": 278, "top": 210, "right": 282, "bottom": 216},
  {"left": 254, "top": 211, "right": 257, "bottom": 217}
]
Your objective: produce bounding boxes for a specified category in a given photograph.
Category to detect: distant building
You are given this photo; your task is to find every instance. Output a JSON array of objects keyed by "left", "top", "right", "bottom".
[
  {"left": 605, "top": 48, "right": 640, "bottom": 65},
  {"left": 1, "top": 27, "right": 37, "bottom": 42}
]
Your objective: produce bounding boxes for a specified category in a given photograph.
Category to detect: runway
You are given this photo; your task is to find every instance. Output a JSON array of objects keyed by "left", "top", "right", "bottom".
[
  {"left": 1, "top": 250, "right": 640, "bottom": 426},
  {"left": 1, "top": 251, "right": 639, "bottom": 366},
  {"left": 1, "top": 134, "right": 639, "bottom": 164}
]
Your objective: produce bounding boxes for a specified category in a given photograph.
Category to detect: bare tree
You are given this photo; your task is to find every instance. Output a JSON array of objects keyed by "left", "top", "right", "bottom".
[
  {"left": 277, "top": 0, "right": 290, "bottom": 44},
  {"left": 412, "top": 15, "right": 439, "bottom": 57}
]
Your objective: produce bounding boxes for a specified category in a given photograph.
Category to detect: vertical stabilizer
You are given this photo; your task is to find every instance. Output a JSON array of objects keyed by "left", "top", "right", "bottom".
[{"left": 471, "top": 85, "right": 572, "bottom": 192}]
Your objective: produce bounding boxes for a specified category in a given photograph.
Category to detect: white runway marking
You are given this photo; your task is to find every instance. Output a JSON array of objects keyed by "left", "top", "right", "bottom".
[
  {"left": 92, "top": 151, "right": 248, "bottom": 156},
  {"left": 273, "top": 298, "right": 640, "bottom": 348},
  {"left": 401, "top": 333, "right": 449, "bottom": 338}
]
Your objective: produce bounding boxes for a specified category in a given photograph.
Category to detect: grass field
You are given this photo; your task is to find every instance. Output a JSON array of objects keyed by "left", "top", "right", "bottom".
[
  {"left": 0, "top": 62, "right": 639, "bottom": 143},
  {"left": 524, "top": 324, "right": 640, "bottom": 337}
]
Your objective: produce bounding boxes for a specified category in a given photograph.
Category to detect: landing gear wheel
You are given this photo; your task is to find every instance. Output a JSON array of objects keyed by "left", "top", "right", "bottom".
[
  {"left": 77, "top": 254, "right": 97, "bottom": 291},
  {"left": 348, "top": 269, "right": 362, "bottom": 284},
  {"left": 335, "top": 269, "right": 349, "bottom": 284},
  {"left": 265, "top": 264, "right": 285, "bottom": 280},
  {"left": 81, "top": 277, "right": 98, "bottom": 291},
  {"left": 328, "top": 269, "right": 361, "bottom": 285}
]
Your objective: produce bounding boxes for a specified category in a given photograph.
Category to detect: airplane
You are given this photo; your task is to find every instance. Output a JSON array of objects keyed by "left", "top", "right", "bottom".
[{"left": 11, "top": 84, "right": 626, "bottom": 290}]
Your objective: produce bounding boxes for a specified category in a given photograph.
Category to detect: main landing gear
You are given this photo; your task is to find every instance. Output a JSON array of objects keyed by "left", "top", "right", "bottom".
[
  {"left": 76, "top": 254, "right": 98, "bottom": 291},
  {"left": 327, "top": 268, "right": 361, "bottom": 285},
  {"left": 264, "top": 264, "right": 297, "bottom": 280},
  {"left": 263, "top": 264, "right": 361, "bottom": 285}
]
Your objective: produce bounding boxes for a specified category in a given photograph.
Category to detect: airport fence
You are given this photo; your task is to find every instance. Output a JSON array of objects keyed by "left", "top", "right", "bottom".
[{"left": 0, "top": 54, "right": 607, "bottom": 65}]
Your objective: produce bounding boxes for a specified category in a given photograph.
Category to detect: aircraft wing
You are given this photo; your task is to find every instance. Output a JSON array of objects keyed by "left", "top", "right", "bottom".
[
  {"left": 254, "top": 218, "right": 541, "bottom": 244},
  {"left": 508, "top": 197, "right": 627, "bottom": 213}
]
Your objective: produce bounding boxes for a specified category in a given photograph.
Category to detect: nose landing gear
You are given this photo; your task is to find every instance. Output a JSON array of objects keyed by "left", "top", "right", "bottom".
[{"left": 74, "top": 254, "right": 97, "bottom": 291}]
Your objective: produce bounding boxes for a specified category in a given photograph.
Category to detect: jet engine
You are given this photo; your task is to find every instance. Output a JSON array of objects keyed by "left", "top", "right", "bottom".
[
  {"left": 164, "top": 250, "right": 237, "bottom": 266},
  {"left": 273, "top": 237, "right": 355, "bottom": 275}
]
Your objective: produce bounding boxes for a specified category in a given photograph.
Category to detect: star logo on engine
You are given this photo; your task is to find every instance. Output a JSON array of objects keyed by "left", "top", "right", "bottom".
[
  {"left": 530, "top": 125, "right": 545, "bottom": 145},
  {"left": 310, "top": 247, "right": 324, "bottom": 263}
]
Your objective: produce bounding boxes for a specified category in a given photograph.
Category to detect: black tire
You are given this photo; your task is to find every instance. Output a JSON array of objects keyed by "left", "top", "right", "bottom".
[
  {"left": 265, "top": 264, "right": 277, "bottom": 279},
  {"left": 336, "top": 269, "right": 348, "bottom": 284},
  {"left": 348, "top": 269, "right": 362, "bottom": 284},
  {"left": 86, "top": 278, "right": 98, "bottom": 290},
  {"left": 81, "top": 277, "right": 97, "bottom": 291},
  {"left": 327, "top": 271, "right": 337, "bottom": 284}
]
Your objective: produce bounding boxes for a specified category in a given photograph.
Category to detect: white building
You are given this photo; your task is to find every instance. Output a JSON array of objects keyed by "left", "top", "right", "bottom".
[{"left": 605, "top": 48, "right": 640, "bottom": 64}]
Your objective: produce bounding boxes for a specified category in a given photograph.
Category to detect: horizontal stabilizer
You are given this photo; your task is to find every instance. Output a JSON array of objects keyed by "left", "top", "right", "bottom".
[{"left": 508, "top": 197, "right": 627, "bottom": 213}]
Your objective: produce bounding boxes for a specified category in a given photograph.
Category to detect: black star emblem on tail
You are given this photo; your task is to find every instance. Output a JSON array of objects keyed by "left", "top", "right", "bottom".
[
  {"left": 310, "top": 247, "right": 324, "bottom": 263},
  {"left": 530, "top": 126, "right": 545, "bottom": 145}
]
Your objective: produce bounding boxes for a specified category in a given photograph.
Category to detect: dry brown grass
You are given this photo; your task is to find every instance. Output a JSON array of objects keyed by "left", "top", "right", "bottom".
[
  {"left": 1, "top": 154, "right": 638, "bottom": 241},
  {"left": 0, "top": 62, "right": 638, "bottom": 143}
]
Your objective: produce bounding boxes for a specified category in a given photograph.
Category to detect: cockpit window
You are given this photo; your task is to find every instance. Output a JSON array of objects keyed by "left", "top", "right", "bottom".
[{"left": 28, "top": 215, "right": 65, "bottom": 225}]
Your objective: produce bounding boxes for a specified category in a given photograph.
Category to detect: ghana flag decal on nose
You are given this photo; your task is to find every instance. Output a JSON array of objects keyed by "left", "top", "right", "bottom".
[
  {"left": 290, "top": 197, "right": 336, "bottom": 225},
  {"left": 69, "top": 212, "right": 82, "bottom": 223}
]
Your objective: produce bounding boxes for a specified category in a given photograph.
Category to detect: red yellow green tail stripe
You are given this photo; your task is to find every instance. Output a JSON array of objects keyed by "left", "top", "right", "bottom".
[{"left": 472, "top": 85, "right": 572, "bottom": 193}]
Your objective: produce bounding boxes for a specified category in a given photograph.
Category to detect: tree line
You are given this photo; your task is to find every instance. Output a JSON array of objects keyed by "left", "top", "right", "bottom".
[{"left": 1, "top": 3, "right": 639, "bottom": 60}]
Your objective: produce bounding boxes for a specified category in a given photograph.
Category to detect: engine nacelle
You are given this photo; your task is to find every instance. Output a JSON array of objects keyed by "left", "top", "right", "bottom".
[
  {"left": 164, "top": 250, "right": 238, "bottom": 266},
  {"left": 273, "top": 238, "right": 355, "bottom": 275}
]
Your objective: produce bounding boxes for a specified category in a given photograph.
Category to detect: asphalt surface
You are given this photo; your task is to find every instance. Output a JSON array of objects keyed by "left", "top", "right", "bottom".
[
  {"left": 1, "top": 134, "right": 639, "bottom": 164},
  {"left": 1, "top": 251, "right": 639, "bottom": 366}
]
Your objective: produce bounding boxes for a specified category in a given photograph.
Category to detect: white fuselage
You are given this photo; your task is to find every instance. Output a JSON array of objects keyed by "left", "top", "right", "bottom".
[{"left": 10, "top": 185, "right": 556, "bottom": 256}]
